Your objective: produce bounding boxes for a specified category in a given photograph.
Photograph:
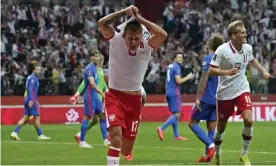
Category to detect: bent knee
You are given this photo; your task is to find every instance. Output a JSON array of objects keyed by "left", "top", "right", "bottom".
[
  {"left": 217, "top": 121, "right": 227, "bottom": 133},
  {"left": 109, "top": 127, "right": 123, "bottom": 147},
  {"left": 173, "top": 112, "right": 181, "bottom": 118},
  {"left": 244, "top": 119, "right": 253, "bottom": 127}
]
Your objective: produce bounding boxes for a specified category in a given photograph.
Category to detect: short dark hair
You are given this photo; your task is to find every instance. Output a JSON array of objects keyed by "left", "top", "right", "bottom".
[
  {"left": 124, "top": 20, "right": 143, "bottom": 33},
  {"left": 173, "top": 52, "right": 183, "bottom": 60},
  {"left": 228, "top": 20, "right": 245, "bottom": 38},
  {"left": 208, "top": 36, "right": 224, "bottom": 51}
]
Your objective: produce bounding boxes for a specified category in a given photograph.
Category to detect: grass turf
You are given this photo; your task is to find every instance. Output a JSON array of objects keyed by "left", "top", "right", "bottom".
[{"left": 1, "top": 122, "right": 276, "bottom": 165}]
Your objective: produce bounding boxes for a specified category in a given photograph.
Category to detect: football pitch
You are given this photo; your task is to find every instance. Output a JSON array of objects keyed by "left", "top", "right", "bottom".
[{"left": 1, "top": 122, "right": 276, "bottom": 165}]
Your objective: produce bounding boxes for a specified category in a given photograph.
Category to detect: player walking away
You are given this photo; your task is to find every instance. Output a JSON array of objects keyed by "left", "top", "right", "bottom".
[
  {"left": 11, "top": 65, "right": 51, "bottom": 140},
  {"left": 70, "top": 50, "right": 110, "bottom": 146},
  {"left": 209, "top": 20, "right": 270, "bottom": 165},
  {"left": 98, "top": 5, "right": 167, "bottom": 165},
  {"left": 78, "top": 50, "right": 105, "bottom": 148},
  {"left": 156, "top": 53, "right": 194, "bottom": 141},
  {"left": 188, "top": 36, "right": 224, "bottom": 162}
]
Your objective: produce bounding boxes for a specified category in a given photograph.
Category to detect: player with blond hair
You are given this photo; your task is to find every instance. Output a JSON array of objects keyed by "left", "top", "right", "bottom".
[{"left": 209, "top": 20, "right": 270, "bottom": 165}]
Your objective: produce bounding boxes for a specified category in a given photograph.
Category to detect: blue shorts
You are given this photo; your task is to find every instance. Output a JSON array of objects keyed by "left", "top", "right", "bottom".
[
  {"left": 166, "top": 95, "right": 182, "bottom": 113},
  {"left": 24, "top": 102, "right": 40, "bottom": 116},
  {"left": 84, "top": 98, "right": 103, "bottom": 117},
  {"left": 190, "top": 102, "right": 216, "bottom": 121}
]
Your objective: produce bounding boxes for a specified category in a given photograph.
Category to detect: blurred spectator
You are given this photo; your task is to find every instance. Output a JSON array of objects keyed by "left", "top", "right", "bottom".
[{"left": 1, "top": 0, "right": 276, "bottom": 95}]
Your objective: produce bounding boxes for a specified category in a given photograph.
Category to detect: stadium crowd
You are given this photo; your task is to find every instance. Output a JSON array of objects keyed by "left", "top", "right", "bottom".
[{"left": 1, "top": 0, "right": 276, "bottom": 96}]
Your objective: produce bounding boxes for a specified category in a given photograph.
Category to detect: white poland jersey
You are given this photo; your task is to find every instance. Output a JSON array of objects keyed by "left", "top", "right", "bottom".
[
  {"left": 107, "top": 22, "right": 153, "bottom": 91},
  {"left": 210, "top": 41, "right": 254, "bottom": 100}
]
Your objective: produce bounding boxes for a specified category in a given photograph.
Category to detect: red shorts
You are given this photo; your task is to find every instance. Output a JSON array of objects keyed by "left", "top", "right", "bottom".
[
  {"left": 217, "top": 92, "right": 252, "bottom": 121},
  {"left": 104, "top": 88, "right": 142, "bottom": 141}
]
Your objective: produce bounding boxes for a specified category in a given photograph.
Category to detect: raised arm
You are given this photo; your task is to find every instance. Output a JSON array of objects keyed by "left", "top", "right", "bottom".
[
  {"left": 98, "top": 5, "right": 135, "bottom": 39},
  {"left": 134, "top": 12, "right": 167, "bottom": 47}
]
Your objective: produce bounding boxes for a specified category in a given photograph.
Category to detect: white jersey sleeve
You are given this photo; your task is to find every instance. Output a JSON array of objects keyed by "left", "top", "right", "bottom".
[
  {"left": 210, "top": 46, "right": 224, "bottom": 68},
  {"left": 212, "top": 42, "right": 253, "bottom": 100},
  {"left": 141, "top": 86, "right": 146, "bottom": 98},
  {"left": 247, "top": 45, "right": 254, "bottom": 62}
]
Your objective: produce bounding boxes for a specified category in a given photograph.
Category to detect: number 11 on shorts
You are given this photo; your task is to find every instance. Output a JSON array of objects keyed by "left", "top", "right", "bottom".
[
  {"left": 131, "top": 121, "right": 139, "bottom": 133},
  {"left": 245, "top": 95, "right": 251, "bottom": 104}
]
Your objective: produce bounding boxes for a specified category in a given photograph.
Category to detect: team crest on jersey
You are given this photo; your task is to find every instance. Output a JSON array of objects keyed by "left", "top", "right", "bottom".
[
  {"left": 143, "top": 31, "right": 150, "bottom": 40},
  {"left": 139, "top": 42, "right": 145, "bottom": 55},
  {"left": 109, "top": 114, "right": 115, "bottom": 122},
  {"left": 235, "top": 63, "right": 241, "bottom": 69}
]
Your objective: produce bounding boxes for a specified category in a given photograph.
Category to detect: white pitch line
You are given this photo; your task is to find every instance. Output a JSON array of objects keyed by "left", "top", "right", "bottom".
[{"left": 2, "top": 140, "right": 276, "bottom": 155}]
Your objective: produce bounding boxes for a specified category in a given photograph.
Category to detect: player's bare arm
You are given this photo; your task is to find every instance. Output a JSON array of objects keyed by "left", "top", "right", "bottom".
[
  {"left": 88, "top": 77, "right": 105, "bottom": 97},
  {"left": 175, "top": 73, "right": 194, "bottom": 84},
  {"left": 134, "top": 12, "right": 167, "bottom": 47},
  {"left": 209, "top": 67, "right": 238, "bottom": 76},
  {"left": 98, "top": 5, "right": 135, "bottom": 39},
  {"left": 195, "top": 71, "right": 209, "bottom": 109},
  {"left": 250, "top": 58, "right": 270, "bottom": 79}
]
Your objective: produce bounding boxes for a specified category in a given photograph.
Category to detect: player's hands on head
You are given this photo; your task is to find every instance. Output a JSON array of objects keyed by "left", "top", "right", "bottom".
[
  {"left": 132, "top": 6, "right": 139, "bottom": 14},
  {"left": 124, "top": 5, "right": 135, "bottom": 16},
  {"left": 227, "top": 68, "right": 239, "bottom": 76},
  {"left": 263, "top": 71, "right": 270, "bottom": 80},
  {"left": 133, "top": 8, "right": 142, "bottom": 21}
]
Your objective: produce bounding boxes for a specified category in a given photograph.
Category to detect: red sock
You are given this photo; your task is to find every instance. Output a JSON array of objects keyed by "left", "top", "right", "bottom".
[{"left": 107, "top": 146, "right": 120, "bottom": 166}]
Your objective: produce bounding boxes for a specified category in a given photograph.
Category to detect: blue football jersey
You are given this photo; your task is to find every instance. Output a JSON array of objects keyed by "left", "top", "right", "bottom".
[
  {"left": 200, "top": 53, "right": 218, "bottom": 105},
  {"left": 24, "top": 73, "right": 39, "bottom": 103},
  {"left": 83, "top": 63, "right": 99, "bottom": 101},
  {"left": 166, "top": 62, "right": 181, "bottom": 96}
]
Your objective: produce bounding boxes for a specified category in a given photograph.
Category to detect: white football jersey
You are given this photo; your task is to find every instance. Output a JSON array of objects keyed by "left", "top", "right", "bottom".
[
  {"left": 108, "top": 20, "right": 153, "bottom": 91},
  {"left": 210, "top": 41, "right": 254, "bottom": 100}
]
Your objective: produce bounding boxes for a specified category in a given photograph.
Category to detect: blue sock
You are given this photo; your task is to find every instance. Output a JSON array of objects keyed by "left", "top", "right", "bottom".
[
  {"left": 172, "top": 120, "right": 179, "bottom": 137},
  {"left": 80, "top": 119, "right": 89, "bottom": 142},
  {"left": 205, "top": 130, "right": 215, "bottom": 154},
  {"left": 208, "top": 130, "right": 215, "bottom": 143},
  {"left": 13, "top": 126, "right": 21, "bottom": 133},
  {"left": 160, "top": 114, "right": 177, "bottom": 131},
  {"left": 190, "top": 124, "right": 212, "bottom": 147},
  {"left": 100, "top": 119, "right": 107, "bottom": 140},
  {"left": 36, "top": 128, "right": 43, "bottom": 136}
]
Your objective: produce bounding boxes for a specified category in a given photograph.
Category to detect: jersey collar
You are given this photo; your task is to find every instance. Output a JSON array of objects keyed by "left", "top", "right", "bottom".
[{"left": 229, "top": 41, "right": 243, "bottom": 54}]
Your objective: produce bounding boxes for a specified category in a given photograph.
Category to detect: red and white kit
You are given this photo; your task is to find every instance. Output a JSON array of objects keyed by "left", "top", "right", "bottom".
[
  {"left": 210, "top": 41, "right": 254, "bottom": 121},
  {"left": 105, "top": 22, "right": 153, "bottom": 140}
]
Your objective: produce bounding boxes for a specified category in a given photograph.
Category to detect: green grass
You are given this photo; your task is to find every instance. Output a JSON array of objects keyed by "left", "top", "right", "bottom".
[{"left": 1, "top": 122, "right": 276, "bottom": 165}]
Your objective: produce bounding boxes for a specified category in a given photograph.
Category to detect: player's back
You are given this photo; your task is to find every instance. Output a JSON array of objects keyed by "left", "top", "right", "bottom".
[
  {"left": 24, "top": 73, "right": 39, "bottom": 103},
  {"left": 166, "top": 62, "right": 181, "bottom": 96},
  {"left": 108, "top": 30, "right": 153, "bottom": 91},
  {"left": 211, "top": 42, "right": 254, "bottom": 100},
  {"left": 200, "top": 53, "right": 218, "bottom": 105},
  {"left": 83, "top": 63, "right": 98, "bottom": 101}
]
